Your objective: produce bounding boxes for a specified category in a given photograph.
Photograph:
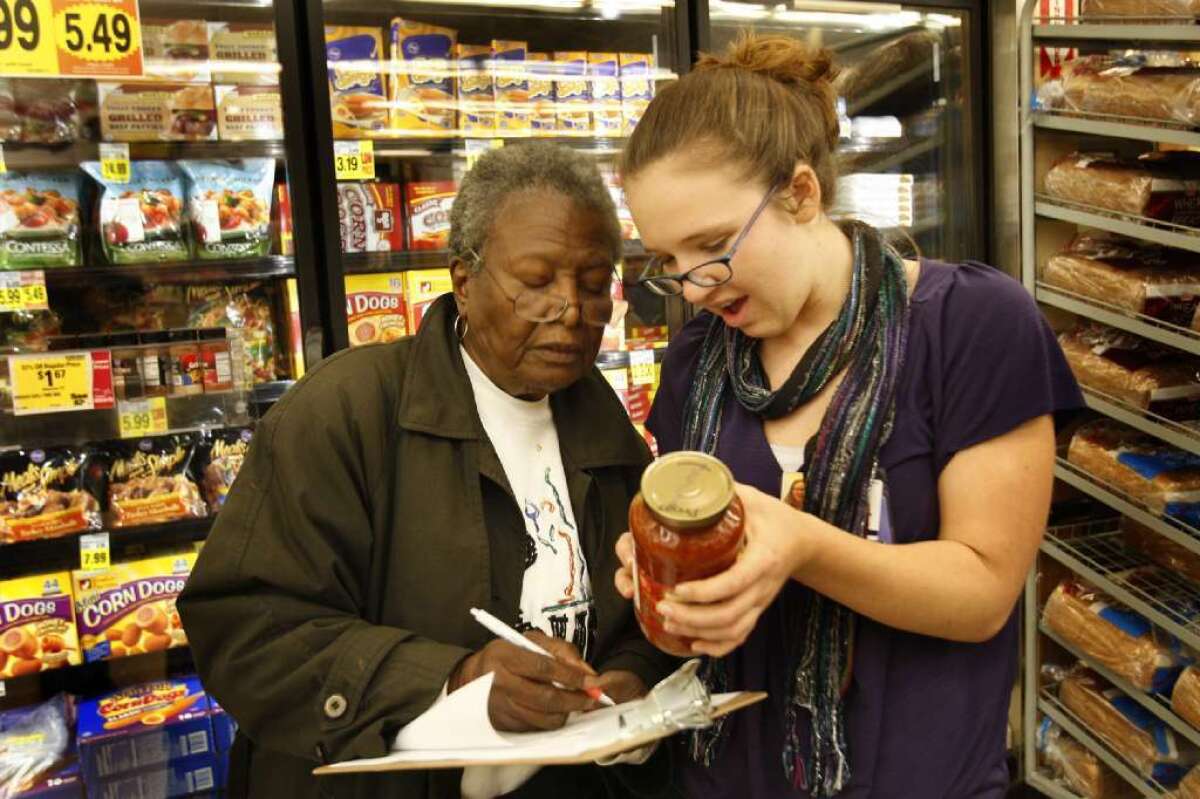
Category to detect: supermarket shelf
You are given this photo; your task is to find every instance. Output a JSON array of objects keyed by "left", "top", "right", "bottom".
[
  {"left": 1032, "top": 22, "right": 1200, "bottom": 42},
  {"left": 0, "top": 517, "right": 212, "bottom": 581},
  {"left": 0, "top": 140, "right": 286, "bottom": 171},
  {"left": 1039, "top": 691, "right": 1168, "bottom": 798},
  {"left": 0, "top": 645, "right": 196, "bottom": 712},
  {"left": 41, "top": 256, "right": 296, "bottom": 287},
  {"left": 1036, "top": 198, "right": 1200, "bottom": 254},
  {"left": 368, "top": 136, "right": 629, "bottom": 160},
  {"left": 845, "top": 60, "right": 935, "bottom": 116},
  {"left": 1053, "top": 457, "right": 1200, "bottom": 564},
  {"left": 1042, "top": 525, "right": 1200, "bottom": 653},
  {"left": 1026, "top": 772, "right": 1086, "bottom": 799},
  {"left": 1032, "top": 111, "right": 1200, "bottom": 148},
  {"left": 1039, "top": 623, "right": 1200, "bottom": 749},
  {"left": 1080, "top": 388, "right": 1200, "bottom": 457},
  {"left": 342, "top": 241, "right": 647, "bottom": 274},
  {"left": 1036, "top": 284, "right": 1200, "bottom": 356}
]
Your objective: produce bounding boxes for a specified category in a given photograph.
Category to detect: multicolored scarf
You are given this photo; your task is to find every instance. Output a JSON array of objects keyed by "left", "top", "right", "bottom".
[{"left": 682, "top": 221, "right": 910, "bottom": 796}]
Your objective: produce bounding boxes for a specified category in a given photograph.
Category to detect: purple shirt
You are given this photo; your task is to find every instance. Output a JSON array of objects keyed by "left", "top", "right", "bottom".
[{"left": 647, "top": 260, "right": 1084, "bottom": 798}]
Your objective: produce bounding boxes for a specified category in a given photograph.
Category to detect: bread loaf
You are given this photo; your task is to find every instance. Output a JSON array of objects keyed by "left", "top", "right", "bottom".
[
  {"left": 1179, "top": 764, "right": 1200, "bottom": 799},
  {"left": 1061, "top": 56, "right": 1200, "bottom": 126},
  {"left": 1060, "top": 667, "right": 1192, "bottom": 785},
  {"left": 1174, "top": 666, "right": 1200, "bottom": 732},
  {"left": 1043, "top": 151, "right": 1200, "bottom": 226},
  {"left": 1038, "top": 717, "right": 1137, "bottom": 798},
  {"left": 1060, "top": 324, "right": 1200, "bottom": 410},
  {"left": 1123, "top": 518, "right": 1200, "bottom": 585},
  {"left": 1042, "top": 578, "right": 1188, "bottom": 693}
]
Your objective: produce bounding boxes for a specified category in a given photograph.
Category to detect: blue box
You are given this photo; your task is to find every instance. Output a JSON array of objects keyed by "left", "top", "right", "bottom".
[
  {"left": 14, "top": 760, "right": 83, "bottom": 799},
  {"left": 208, "top": 698, "right": 237, "bottom": 752},
  {"left": 85, "top": 752, "right": 221, "bottom": 799},
  {"left": 76, "top": 676, "right": 216, "bottom": 784}
]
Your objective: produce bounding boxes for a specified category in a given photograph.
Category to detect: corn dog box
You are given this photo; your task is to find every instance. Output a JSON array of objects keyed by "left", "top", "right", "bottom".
[
  {"left": 345, "top": 272, "right": 409, "bottom": 346},
  {"left": 85, "top": 752, "right": 224, "bottom": 799},
  {"left": 526, "top": 53, "right": 556, "bottom": 135},
  {"left": 620, "top": 52, "right": 654, "bottom": 135},
  {"left": 389, "top": 18, "right": 457, "bottom": 134},
  {"left": 404, "top": 268, "right": 453, "bottom": 333},
  {"left": 0, "top": 571, "right": 80, "bottom": 679},
  {"left": 325, "top": 26, "right": 388, "bottom": 138},
  {"left": 209, "top": 698, "right": 237, "bottom": 753},
  {"left": 493, "top": 40, "right": 530, "bottom": 135},
  {"left": 589, "top": 52, "right": 621, "bottom": 136},
  {"left": 553, "top": 51, "right": 590, "bottom": 134},
  {"left": 76, "top": 677, "right": 215, "bottom": 784},
  {"left": 406, "top": 181, "right": 455, "bottom": 250},
  {"left": 456, "top": 43, "right": 494, "bottom": 134}
]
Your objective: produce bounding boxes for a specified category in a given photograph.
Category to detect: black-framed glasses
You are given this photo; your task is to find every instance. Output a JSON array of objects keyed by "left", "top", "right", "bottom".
[
  {"left": 469, "top": 251, "right": 615, "bottom": 328},
  {"left": 637, "top": 182, "right": 782, "bottom": 297}
]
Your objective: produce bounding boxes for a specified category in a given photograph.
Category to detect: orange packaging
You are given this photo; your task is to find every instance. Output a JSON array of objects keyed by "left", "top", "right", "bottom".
[
  {"left": 406, "top": 181, "right": 455, "bottom": 250},
  {"left": 345, "top": 272, "right": 409, "bottom": 346},
  {"left": 526, "top": 53, "right": 556, "bottom": 136},
  {"left": 0, "top": 571, "right": 80, "bottom": 679},
  {"left": 275, "top": 183, "right": 293, "bottom": 255},
  {"left": 73, "top": 551, "right": 196, "bottom": 663},
  {"left": 404, "top": 268, "right": 453, "bottom": 333}
]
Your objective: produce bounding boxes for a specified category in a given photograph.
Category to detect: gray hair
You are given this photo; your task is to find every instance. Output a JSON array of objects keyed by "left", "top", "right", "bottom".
[{"left": 449, "top": 142, "right": 622, "bottom": 272}]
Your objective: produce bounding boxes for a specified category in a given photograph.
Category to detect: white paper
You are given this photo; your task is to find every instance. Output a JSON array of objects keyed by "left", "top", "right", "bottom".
[{"left": 394, "top": 672, "right": 511, "bottom": 751}]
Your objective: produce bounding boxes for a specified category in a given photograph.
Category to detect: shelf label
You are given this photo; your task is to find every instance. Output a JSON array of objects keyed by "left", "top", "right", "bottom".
[
  {"left": 79, "top": 531, "right": 110, "bottom": 571},
  {"left": 334, "top": 140, "right": 374, "bottom": 181},
  {"left": 117, "top": 395, "right": 166, "bottom": 438},
  {"left": 52, "top": 0, "right": 142, "bottom": 77},
  {"left": 0, "top": 0, "right": 59, "bottom": 76},
  {"left": 0, "top": 270, "right": 47, "bottom": 312},
  {"left": 630, "top": 349, "right": 656, "bottom": 386},
  {"left": 464, "top": 138, "right": 502, "bottom": 171},
  {"left": 9, "top": 351, "right": 93, "bottom": 414},
  {"left": 99, "top": 141, "right": 129, "bottom": 183},
  {"left": 0, "top": 143, "right": 6, "bottom": 174}
]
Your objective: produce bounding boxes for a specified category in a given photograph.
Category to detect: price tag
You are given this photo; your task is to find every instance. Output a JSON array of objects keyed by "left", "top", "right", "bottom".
[
  {"left": 0, "top": 0, "right": 59, "bottom": 76},
  {"left": 334, "top": 140, "right": 374, "bottom": 181},
  {"left": 8, "top": 351, "right": 93, "bottom": 415},
  {"left": 99, "top": 141, "right": 129, "bottom": 183},
  {"left": 464, "top": 138, "right": 502, "bottom": 171},
  {"left": 0, "top": 144, "right": 7, "bottom": 174},
  {"left": 629, "top": 349, "right": 656, "bottom": 387},
  {"left": 79, "top": 532, "right": 110, "bottom": 571},
  {"left": 117, "top": 396, "right": 166, "bottom": 438},
  {"left": 51, "top": 0, "right": 142, "bottom": 77},
  {"left": 0, "top": 270, "right": 47, "bottom": 312}
]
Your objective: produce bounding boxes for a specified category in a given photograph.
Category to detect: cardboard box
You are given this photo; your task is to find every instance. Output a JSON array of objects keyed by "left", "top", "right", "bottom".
[
  {"left": 553, "top": 52, "right": 590, "bottom": 134},
  {"left": 142, "top": 20, "right": 210, "bottom": 84},
  {"left": 493, "top": 40, "right": 529, "bottom": 136},
  {"left": 619, "top": 52, "right": 654, "bottom": 135},
  {"left": 405, "top": 181, "right": 455, "bottom": 250},
  {"left": 215, "top": 85, "right": 283, "bottom": 141},
  {"left": 0, "top": 571, "right": 80, "bottom": 678},
  {"left": 404, "top": 268, "right": 453, "bottom": 333},
  {"left": 338, "top": 182, "right": 404, "bottom": 253},
  {"left": 388, "top": 18, "right": 457, "bottom": 134},
  {"left": 99, "top": 83, "right": 217, "bottom": 142},
  {"left": 85, "top": 752, "right": 223, "bottom": 799},
  {"left": 325, "top": 26, "right": 388, "bottom": 138},
  {"left": 345, "top": 272, "right": 409, "bottom": 346},
  {"left": 456, "top": 43, "right": 494, "bottom": 134},
  {"left": 208, "top": 699, "right": 237, "bottom": 753},
  {"left": 526, "top": 53, "right": 556, "bottom": 136},
  {"left": 589, "top": 52, "right": 621, "bottom": 136},
  {"left": 13, "top": 760, "right": 83, "bottom": 799},
  {"left": 208, "top": 23, "right": 278, "bottom": 86},
  {"left": 77, "top": 676, "right": 214, "bottom": 784},
  {"left": 274, "top": 183, "right": 293, "bottom": 255},
  {"left": 72, "top": 551, "right": 195, "bottom": 663}
]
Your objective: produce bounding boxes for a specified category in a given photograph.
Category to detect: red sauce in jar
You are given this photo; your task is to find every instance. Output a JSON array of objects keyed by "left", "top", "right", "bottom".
[{"left": 629, "top": 452, "right": 745, "bottom": 656}]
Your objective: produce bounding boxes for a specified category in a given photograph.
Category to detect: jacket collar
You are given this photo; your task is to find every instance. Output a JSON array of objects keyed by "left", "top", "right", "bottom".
[{"left": 398, "top": 294, "right": 648, "bottom": 470}]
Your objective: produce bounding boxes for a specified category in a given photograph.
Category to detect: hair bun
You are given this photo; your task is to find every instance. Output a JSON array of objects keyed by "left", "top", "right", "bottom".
[{"left": 697, "top": 33, "right": 840, "bottom": 88}]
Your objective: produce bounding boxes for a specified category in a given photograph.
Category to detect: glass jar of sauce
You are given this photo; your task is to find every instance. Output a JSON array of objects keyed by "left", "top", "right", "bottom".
[{"left": 628, "top": 451, "right": 745, "bottom": 656}]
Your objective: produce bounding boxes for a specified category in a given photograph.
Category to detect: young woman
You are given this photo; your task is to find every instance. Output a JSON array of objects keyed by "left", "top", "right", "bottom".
[{"left": 612, "top": 34, "right": 1083, "bottom": 798}]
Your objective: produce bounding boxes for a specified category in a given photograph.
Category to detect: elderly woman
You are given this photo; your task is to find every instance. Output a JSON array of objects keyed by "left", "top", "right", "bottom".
[{"left": 178, "top": 143, "right": 676, "bottom": 799}]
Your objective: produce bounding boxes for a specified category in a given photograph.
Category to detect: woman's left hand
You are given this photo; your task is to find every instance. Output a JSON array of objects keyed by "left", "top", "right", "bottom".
[{"left": 660, "top": 483, "right": 813, "bottom": 657}]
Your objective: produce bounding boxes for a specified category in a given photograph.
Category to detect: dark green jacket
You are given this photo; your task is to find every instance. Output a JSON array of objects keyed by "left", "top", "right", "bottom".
[{"left": 178, "top": 295, "right": 677, "bottom": 799}]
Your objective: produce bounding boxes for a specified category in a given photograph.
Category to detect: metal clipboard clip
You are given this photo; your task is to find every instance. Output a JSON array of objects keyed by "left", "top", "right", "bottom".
[{"left": 616, "top": 659, "right": 713, "bottom": 738}]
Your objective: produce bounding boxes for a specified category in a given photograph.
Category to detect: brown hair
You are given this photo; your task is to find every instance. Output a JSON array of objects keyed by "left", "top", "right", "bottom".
[{"left": 620, "top": 32, "right": 841, "bottom": 208}]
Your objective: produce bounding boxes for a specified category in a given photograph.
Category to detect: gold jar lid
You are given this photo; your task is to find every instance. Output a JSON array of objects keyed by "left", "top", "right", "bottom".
[{"left": 641, "top": 451, "right": 735, "bottom": 529}]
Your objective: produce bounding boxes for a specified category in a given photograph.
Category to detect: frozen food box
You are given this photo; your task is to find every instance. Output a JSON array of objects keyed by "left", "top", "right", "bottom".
[
  {"left": 72, "top": 550, "right": 196, "bottom": 663},
  {"left": 208, "top": 699, "right": 237, "bottom": 753},
  {"left": 554, "top": 52, "right": 591, "bottom": 134},
  {"left": 208, "top": 23, "right": 279, "bottom": 86},
  {"left": 274, "top": 183, "right": 293, "bottom": 255},
  {"left": 493, "top": 40, "right": 530, "bottom": 135},
  {"left": 84, "top": 752, "right": 223, "bottom": 799},
  {"left": 338, "top": 181, "right": 404, "bottom": 253},
  {"left": 99, "top": 84, "right": 217, "bottom": 142},
  {"left": 76, "top": 676, "right": 215, "bottom": 784},
  {"left": 142, "top": 20, "right": 210, "bottom": 84},
  {"left": 214, "top": 85, "right": 283, "bottom": 140},
  {"left": 0, "top": 572, "right": 80, "bottom": 679},
  {"left": 406, "top": 181, "right": 455, "bottom": 250},
  {"left": 345, "top": 272, "right": 409, "bottom": 346},
  {"left": 456, "top": 43, "right": 494, "bottom": 134},
  {"left": 326, "top": 26, "right": 388, "bottom": 138},
  {"left": 404, "top": 268, "right": 453, "bottom": 333},
  {"left": 589, "top": 52, "right": 621, "bottom": 136},
  {"left": 14, "top": 760, "right": 83, "bottom": 799},
  {"left": 620, "top": 52, "right": 654, "bottom": 135},
  {"left": 388, "top": 18, "right": 457, "bottom": 134},
  {"left": 526, "top": 53, "right": 556, "bottom": 135}
]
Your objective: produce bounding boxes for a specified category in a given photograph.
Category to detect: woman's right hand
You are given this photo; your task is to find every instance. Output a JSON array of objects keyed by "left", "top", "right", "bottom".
[
  {"left": 449, "top": 631, "right": 597, "bottom": 732},
  {"left": 614, "top": 532, "right": 635, "bottom": 600}
]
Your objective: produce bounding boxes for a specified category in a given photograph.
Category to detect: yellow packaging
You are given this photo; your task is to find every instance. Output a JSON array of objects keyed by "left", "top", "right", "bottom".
[
  {"left": 389, "top": 18, "right": 457, "bottom": 134},
  {"left": 589, "top": 52, "right": 622, "bottom": 136},
  {"left": 554, "top": 51, "right": 591, "bottom": 134},
  {"left": 325, "top": 26, "right": 389, "bottom": 138},
  {"left": 0, "top": 571, "right": 80, "bottom": 679},
  {"left": 527, "top": 53, "right": 556, "bottom": 136},
  {"left": 73, "top": 551, "right": 196, "bottom": 663},
  {"left": 404, "top": 268, "right": 453, "bottom": 333},
  {"left": 620, "top": 52, "right": 654, "bottom": 136},
  {"left": 209, "top": 23, "right": 279, "bottom": 86},
  {"left": 345, "top": 273, "right": 409, "bottom": 346},
  {"left": 457, "top": 43, "right": 495, "bottom": 134},
  {"left": 492, "top": 40, "right": 530, "bottom": 136}
]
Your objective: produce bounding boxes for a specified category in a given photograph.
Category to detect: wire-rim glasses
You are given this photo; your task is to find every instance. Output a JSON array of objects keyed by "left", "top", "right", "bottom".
[{"left": 469, "top": 251, "right": 615, "bottom": 328}]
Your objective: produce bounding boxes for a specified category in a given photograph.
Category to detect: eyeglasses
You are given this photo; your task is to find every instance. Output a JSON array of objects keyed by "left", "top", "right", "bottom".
[
  {"left": 469, "top": 252, "right": 616, "bottom": 328},
  {"left": 637, "top": 182, "right": 782, "bottom": 297}
]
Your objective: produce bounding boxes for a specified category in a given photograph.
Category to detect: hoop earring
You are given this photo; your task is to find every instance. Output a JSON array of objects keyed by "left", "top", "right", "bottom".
[{"left": 454, "top": 314, "right": 469, "bottom": 341}]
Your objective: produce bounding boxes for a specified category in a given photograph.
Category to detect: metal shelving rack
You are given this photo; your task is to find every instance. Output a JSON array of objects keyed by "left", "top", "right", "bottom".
[{"left": 1019, "top": 4, "right": 1200, "bottom": 795}]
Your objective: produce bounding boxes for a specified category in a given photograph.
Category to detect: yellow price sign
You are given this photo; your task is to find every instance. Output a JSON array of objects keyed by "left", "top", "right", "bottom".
[
  {"left": 334, "top": 140, "right": 374, "bottom": 181},
  {"left": 0, "top": 0, "right": 58, "bottom": 76},
  {"left": 79, "top": 532, "right": 110, "bottom": 571},
  {"left": 9, "top": 351, "right": 93, "bottom": 415},
  {"left": 51, "top": 0, "right": 142, "bottom": 77},
  {"left": 117, "top": 396, "right": 167, "bottom": 438},
  {"left": 0, "top": 270, "right": 47, "bottom": 312},
  {"left": 629, "top": 349, "right": 656, "bottom": 387},
  {"left": 99, "top": 141, "right": 129, "bottom": 183}
]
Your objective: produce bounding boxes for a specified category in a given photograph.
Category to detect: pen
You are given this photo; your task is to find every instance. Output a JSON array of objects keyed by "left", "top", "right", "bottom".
[{"left": 469, "top": 607, "right": 616, "bottom": 707}]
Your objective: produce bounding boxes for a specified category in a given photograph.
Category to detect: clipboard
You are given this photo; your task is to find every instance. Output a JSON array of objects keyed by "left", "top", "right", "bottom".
[{"left": 314, "top": 660, "right": 767, "bottom": 775}]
